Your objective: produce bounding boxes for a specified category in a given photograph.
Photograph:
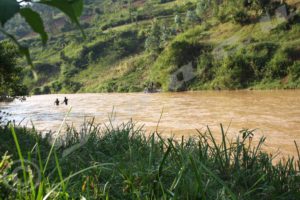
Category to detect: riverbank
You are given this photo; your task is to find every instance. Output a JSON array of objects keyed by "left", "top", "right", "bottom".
[{"left": 1, "top": 121, "right": 299, "bottom": 199}]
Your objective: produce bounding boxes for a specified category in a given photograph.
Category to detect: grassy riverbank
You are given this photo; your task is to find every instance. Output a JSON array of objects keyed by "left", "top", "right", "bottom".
[{"left": 1, "top": 121, "right": 300, "bottom": 199}]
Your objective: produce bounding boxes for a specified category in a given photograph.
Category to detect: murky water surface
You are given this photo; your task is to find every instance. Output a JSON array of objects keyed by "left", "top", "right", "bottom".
[{"left": 1, "top": 91, "right": 300, "bottom": 157}]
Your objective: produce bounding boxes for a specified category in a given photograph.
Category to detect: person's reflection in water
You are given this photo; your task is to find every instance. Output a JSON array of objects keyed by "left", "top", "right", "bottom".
[
  {"left": 54, "top": 98, "right": 60, "bottom": 106},
  {"left": 63, "top": 97, "right": 69, "bottom": 105}
]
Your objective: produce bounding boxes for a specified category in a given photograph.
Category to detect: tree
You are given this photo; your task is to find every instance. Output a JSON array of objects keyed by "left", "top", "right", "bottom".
[
  {"left": 160, "top": 24, "right": 172, "bottom": 48},
  {"left": 145, "top": 21, "right": 161, "bottom": 53},
  {"left": 174, "top": 14, "right": 183, "bottom": 32},
  {"left": 0, "top": 0, "right": 84, "bottom": 65},
  {"left": 0, "top": 41, "right": 27, "bottom": 101},
  {"left": 0, "top": 0, "right": 84, "bottom": 101}
]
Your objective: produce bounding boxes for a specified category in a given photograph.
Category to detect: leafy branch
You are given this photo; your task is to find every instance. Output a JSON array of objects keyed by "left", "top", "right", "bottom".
[{"left": 0, "top": 0, "right": 85, "bottom": 66}]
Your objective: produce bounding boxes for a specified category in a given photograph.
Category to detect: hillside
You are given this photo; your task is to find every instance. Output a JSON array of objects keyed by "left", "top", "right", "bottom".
[{"left": 3, "top": 0, "right": 300, "bottom": 94}]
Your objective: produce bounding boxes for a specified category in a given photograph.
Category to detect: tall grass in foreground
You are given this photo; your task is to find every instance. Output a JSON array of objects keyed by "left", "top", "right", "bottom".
[{"left": 0, "top": 121, "right": 300, "bottom": 199}]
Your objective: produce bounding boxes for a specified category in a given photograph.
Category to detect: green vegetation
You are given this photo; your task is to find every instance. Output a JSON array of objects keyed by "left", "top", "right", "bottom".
[
  {"left": 0, "top": 41, "right": 27, "bottom": 101},
  {"left": 0, "top": 0, "right": 84, "bottom": 68},
  {"left": 1, "top": 0, "right": 299, "bottom": 94},
  {"left": 1, "top": 1, "right": 300, "bottom": 199},
  {"left": 1, "top": 121, "right": 300, "bottom": 199}
]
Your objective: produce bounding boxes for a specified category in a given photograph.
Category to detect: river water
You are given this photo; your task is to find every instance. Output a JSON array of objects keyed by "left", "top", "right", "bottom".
[{"left": 1, "top": 91, "right": 300, "bottom": 158}]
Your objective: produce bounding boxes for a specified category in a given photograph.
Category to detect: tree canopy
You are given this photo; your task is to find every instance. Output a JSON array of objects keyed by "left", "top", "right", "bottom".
[
  {"left": 0, "top": 41, "right": 27, "bottom": 101},
  {"left": 0, "top": 0, "right": 84, "bottom": 100}
]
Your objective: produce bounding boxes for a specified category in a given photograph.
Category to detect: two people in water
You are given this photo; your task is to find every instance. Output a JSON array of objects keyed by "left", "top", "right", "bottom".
[{"left": 54, "top": 97, "right": 68, "bottom": 106}]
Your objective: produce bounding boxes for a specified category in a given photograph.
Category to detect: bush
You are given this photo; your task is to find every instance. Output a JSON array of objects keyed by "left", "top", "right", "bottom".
[
  {"left": 145, "top": 21, "right": 163, "bottom": 53},
  {"left": 33, "top": 87, "right": 42, "bottom": 95},
  {"left": 216, "top": 4, "right": 233, "bottom": 23},
  {"left": 99, "top": 79, "right": 118, "bottom": 93},
  {"left": 266, "top": 49, "right": 293, "bottom": 79},
  {"left": 63, "top": 67, "right": 80, "bottom": 78},
  {"left": 288, "top": 61, "right": 300, "bottom": 81},
  {"left": 150, "top": 39, "right": 207, "bottom": 91},
  {"left": 34, "top": 63, "right": 60, "bottom": 76},
  {"left": 42, "top": 85, "right": 51, "bottom": 94},
  {"left": 233, "top": 10, "right": 250, "bottom": 25},
  {"left": 213, "top": 50, "right": 256, "bottom": 89},
  {"left": 185, "top": 10, "right": 200, "bottom": 27},
  {"left": 62, "top": 79, "right": 82, "bottom": 93},
  {"left": 246, "top": 42, "right": 278, "bottom": 78},
  {"left": 0, "top": 41, "right": 28, "bottom": 100},
  {"left": 168, "top": 41, "right": 204, "bottom": 69},
  {"left": 197, "top": 53, "right": 214, "bottom": 82},
  {"left": 51, "top": 81, "right": 62, "bottom": 92}
]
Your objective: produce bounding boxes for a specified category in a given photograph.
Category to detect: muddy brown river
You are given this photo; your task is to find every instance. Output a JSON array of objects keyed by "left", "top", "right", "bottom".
[{"left": 1, "top": 91, "right": 300, "bottom": 158}]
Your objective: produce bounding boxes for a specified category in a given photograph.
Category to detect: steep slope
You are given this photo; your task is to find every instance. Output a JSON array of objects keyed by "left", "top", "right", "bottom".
[{"left": 5, "top": 0, "right": 299, "bottom": 94}]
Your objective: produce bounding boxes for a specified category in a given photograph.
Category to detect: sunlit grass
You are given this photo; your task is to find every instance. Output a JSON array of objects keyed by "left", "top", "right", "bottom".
[{"left": 1, "top": 120, "right": 299, "bottom": 199}]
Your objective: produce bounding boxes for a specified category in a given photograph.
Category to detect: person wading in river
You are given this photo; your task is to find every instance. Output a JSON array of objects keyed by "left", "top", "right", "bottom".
[
  {"left": 54, "top": 98, "right": 60, "bottom": 106},
  {"left": 63, "top": 97, "right": 69, "bottom": 105}
]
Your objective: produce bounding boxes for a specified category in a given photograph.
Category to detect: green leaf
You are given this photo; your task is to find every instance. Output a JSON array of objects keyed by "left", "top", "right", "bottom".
[
  {"left": 19, "top": 8, "right": 48, "bottom": 45},
  {"left": 0, "top": 0, "right": 20, "bottom": 26},
  {"left": 19, "top": 46, "right": 33, "bottom": 68},
  {"left": 38, "top": 0, "right": 85, "bottom": 37},
  {"left": 72, "top": 0, "right": 84, "bottom": 17}
]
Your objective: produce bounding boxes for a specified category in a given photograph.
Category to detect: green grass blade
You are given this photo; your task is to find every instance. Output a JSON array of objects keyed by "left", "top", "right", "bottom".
[
  {"left": 43, "top": 163, "right": 114, "bottom": 200},
  {"left": 43, "top": 107, "right": 72, "bottom": 174},
  {"left": 9, "top": 124, "right": 27, "bottom": 185}
]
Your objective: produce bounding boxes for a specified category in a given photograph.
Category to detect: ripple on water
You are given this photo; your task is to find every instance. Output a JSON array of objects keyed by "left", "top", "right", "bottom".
[{"left": 0, "top": 91, "right": 300, "bottom": 158}]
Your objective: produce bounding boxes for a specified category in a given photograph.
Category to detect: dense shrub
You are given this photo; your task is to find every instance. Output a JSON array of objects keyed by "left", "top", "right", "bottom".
[
  {"left": 288, "top": 61, "right": 300, "bottom": 81},
  {"left": 232, "top": 10, "right": 251, "bottom": 25},
  {"left": 62, "top": 79, "right": 82, "bottom": 93},
  {"left": 51, "top": 81, "right": 62, "bottom": 92},
  {"left": 145, "top": 22, "right": 162, "bottom": 53},
  {"left": 198, "top": 42, "right": 279, "bottom": 89},
  {"left": 168, "top": 41, "right": 204, "bottom": 69},
  {"left": 197, "top": 53, "right": 214, "bottom": 82},
  {"left": 0, "top": 41, "right": 28, "bottom": 100},
  {"left": 99, "top": 79, "right": 118, "bottom": 93},
  {"left": 34, "top": 63, "right": 60, "bottom": 75},
  {"left": 214, "top": 51, "right": 255, "bottom": 89},
  {"left": 33, "top": 87, "right": 42, "bottom": 95},
  {"left": 63, "top": 67, "right": 79, "bottom": 78},
  {"left": 246, "top": 42, "right": 278, "bottom": 78},
  {"left": 185, "top": 10, "right": 200, "bottom": 26},
  {"left": 149, "top": 38, "right": 207, "bottom": 91},
  {"left": 266, "top": 50, "right": 293, "bottom": 79},
  {"left": 72, "top": 58, "right": 89, "bottom": 69},
  {"left": 42, "top": 85, "right": 51, "bottom": 94}
]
